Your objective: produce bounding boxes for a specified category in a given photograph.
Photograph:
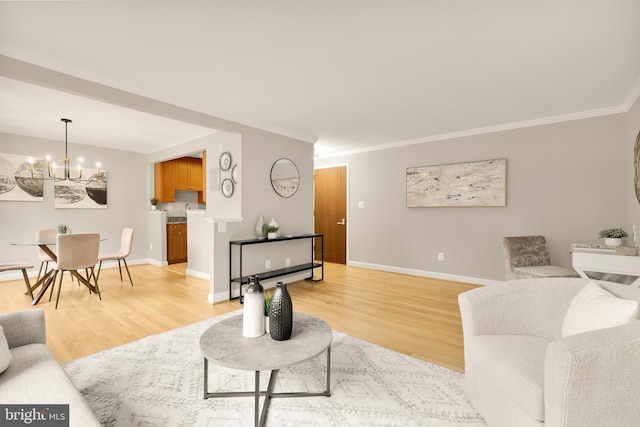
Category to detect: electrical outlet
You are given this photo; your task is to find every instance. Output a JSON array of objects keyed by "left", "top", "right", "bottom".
[
  {"left": 286, "top": 258, "right": 291, "bottom": 267},
  {"left": 438, "top": 252, "right": 445, "bottom": 261},
  {"left": 266, "top": 259, "right": 271, "bottom": 269}
]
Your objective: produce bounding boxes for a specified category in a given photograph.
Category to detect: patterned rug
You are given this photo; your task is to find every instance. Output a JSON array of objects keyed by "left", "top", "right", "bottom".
[{"left": 64, "top": 311, "right": 486, "bottom": 426}]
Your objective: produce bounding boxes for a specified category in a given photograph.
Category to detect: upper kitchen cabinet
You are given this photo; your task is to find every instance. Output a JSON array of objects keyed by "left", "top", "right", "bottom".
[
  {"left": 175, "top": 157, "right": 203, "bottom": 191},
  {"left": 154, "top": 155, "right": 205, "bottom": 203},
  {"left": 154, "top": 160, "right": 176, "bottom": 203}
]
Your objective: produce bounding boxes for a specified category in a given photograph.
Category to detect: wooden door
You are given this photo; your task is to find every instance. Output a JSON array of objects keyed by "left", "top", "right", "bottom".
[
  {"left": 154, "top": 161, "right": 176, "bottom": 203},
  {"left": 167, "top": 224, "right": 187, "bottom": 264},
  {"left": 175, "top": 158, "right": 190, "bottom": 190},
  {"left": 189, "top": 157, "right": 203, "bottom": 191},
  {"left": 314, "top": 166, "right": 347, "bottom": 264}
]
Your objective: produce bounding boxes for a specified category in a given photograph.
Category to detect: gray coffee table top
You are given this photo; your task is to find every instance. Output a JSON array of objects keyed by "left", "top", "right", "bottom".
[{"left": 200, "top": 312, "right": 332, "bottom": 371}]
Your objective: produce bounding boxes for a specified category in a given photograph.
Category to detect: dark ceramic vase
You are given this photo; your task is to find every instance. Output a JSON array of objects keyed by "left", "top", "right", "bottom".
[{"left": 269, "top": 281, "right": 293, "bottom": 341}]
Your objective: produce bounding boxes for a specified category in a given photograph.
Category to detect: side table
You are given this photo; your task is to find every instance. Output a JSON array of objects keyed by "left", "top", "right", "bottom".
[{"left": 199, "top": 312, "right": 332, "bottom": 427}]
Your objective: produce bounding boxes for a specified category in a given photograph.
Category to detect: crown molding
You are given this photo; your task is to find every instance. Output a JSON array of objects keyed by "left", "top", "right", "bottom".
[{"left": 320, "top": 104, "right": 630, "bottom": 159}]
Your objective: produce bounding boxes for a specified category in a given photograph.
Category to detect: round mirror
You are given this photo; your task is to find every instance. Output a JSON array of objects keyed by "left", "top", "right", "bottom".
[{"left": 270, "top": 158, "right": 299, "bottom": 198}]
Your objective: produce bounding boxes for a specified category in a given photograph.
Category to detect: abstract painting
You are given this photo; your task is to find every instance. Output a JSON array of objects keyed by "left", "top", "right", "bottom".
[
  {"left": 54, "top": 168, "right": 108, "bottom": 209},
  {"left": 0, "top": 153, "right": 44, "bottom": 202},
  {"left": 406, "top": 158, "right": 507, "bottom": 207}
]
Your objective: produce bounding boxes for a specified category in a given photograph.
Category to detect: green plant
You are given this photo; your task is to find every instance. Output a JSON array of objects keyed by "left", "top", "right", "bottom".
[
  {"left": 265, "top": 225, "right": 279, "bottom": 233},
  {"left": 264, "top": 291, "right": 273, "bottom": 316},
  {"left": 56, "top": 224, "right": 68, "bottom": 234},
  {"left": 598, "top": 227, "right": 628, "bottom": 239},
  {"left": 150, "top": 197, "right": 158, "bottom": 205}
]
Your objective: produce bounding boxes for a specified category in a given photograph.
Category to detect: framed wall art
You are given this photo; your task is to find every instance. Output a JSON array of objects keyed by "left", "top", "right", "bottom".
[
  {"left": 406, "top": 158, "right": 507, "bottom": 207},
  {"left": 54, "top": 168, "right": 108, "bottom": 209},
  {"left": 0, "top": 153, "right": 44, "bottom": 202}
]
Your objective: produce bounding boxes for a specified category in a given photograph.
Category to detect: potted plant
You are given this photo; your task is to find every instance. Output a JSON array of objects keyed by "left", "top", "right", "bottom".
[
  {"left": 56, "top": 224, "right": 69, "bottom": 235},
  {"left": 598, "top": 227, "right": 628, "bottom": 247},
  {"left": 264, "top": 291, "right": 273, "bottom": 333},
  {"left": 265, "top": 225, "right": 279, "bottom": 239},
  {"left": 150, "top": 197, "right": 158, "bottom": 210}
]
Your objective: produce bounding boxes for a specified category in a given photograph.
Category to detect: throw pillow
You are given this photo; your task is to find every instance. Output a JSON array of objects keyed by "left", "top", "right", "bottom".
[
  {"left": 0, "top": 325, "right": 12, "bottom": 374},
  {"left": 562, "top": 282, "right": 640, "bottom": 337}
]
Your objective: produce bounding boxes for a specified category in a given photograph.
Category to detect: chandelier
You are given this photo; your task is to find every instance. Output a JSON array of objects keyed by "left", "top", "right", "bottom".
[{"left": 28, "top": 118, "right": 103, "bottom": 182}]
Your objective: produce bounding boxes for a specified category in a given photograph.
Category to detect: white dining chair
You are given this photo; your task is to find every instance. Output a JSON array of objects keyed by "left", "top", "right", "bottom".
[
  {"left": 35, "top": 228, "right": 57, "bottom": 282},
  {"left": 0, "top": 262, "right": 34, "bottom": 299},
  {"left": 97, "top": 228, "right": 134, "bottom": 286},
  {"left": 50, "top": 233, "right": 101, "bottom": 309}
]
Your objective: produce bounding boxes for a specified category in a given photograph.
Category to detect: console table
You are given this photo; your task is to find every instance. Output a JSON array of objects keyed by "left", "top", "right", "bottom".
[
  {"left": 571, "top": 244, "right": 640, "bottom": 286},
  {"left": 229, "top": 233, "right": 324, "bottom": 302}
]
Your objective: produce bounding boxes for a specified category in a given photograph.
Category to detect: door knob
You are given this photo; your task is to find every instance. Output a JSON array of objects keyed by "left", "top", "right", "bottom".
[{"left": 337, "top": 218, "right": 346, "bottom": 225}]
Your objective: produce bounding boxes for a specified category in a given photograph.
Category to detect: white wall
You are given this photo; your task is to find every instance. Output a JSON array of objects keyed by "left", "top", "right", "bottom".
[
  {"left": 315, "top": 113, "right": 629, "bottom": 283},
  {"left": 0, "top": 132, "right": 149, "bottom": 277}
]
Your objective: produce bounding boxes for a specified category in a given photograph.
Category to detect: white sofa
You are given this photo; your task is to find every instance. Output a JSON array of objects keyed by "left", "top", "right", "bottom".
[
  {"left": 0, "top": 309, "right": 101, "bottom": 427},
  {"left": 458, "top": 278, "right": 640, "bottom": 427}
]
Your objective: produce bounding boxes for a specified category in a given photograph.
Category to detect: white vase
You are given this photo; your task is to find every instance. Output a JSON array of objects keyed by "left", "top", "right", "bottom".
[
  {"left": 256, "top": 215, "right": 265, "bottom": 239},
  {"left": 604, "top": 237, "right": 623, "bottom": 247},
  {"left": 269, "top": 218, "right": 278, "bottom": 228},
  {"left": 150, "top": 205, "right": 157, "bottom": 211}
]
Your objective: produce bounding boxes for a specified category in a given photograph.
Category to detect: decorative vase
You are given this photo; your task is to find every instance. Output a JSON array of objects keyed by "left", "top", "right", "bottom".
[
  {"left": 150, "top": 205, "right": 157, "bottom": 211},
  {"left": 242, "top": 276, "right": 265, "bottom": 338},
  {"left": 268, "top": 218, "right": 278, "bottom": 229},
  {"left": 604, "top": 237, "right": 623, "bottom": 247},
  {"left": 267, "top": 232, "right": 278, "bottom": 239},
  {"left": 256, "top": 216, "right": 265, "bottom": 239},
  {"left": 269, "top": 281, "right": 293, "bottom": 341}
]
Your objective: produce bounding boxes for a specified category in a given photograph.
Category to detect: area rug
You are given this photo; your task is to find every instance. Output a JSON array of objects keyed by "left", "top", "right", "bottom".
[{"left": 64, "top": 311, "right": 486, "bottom": 426}]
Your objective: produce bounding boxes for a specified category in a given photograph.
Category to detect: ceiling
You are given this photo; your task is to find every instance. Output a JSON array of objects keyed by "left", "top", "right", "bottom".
[{"left": 1, "top": 1, "right": 639, "bottom": 157}]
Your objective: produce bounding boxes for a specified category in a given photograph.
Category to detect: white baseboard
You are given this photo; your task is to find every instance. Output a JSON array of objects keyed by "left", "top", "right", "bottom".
[
  {"left": 211, "top": 271, "right": 314, "bottom": 304},
  {"left": 146, "top": 258, "right": 168, "bottom": 267},
  {"left": 186, "top": 269, "right": 210, "bottom": 281},
  {"left": 347, "top": 261, "right": 500, "bottom": 286},
  {"left": 0, "top": 258, "right": 157, "bottom": 282}
]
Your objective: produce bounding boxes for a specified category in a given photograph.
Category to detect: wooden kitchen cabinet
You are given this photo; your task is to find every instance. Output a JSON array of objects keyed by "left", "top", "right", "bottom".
[
  {"left": 175, "top": 157, "right": 203, "bottom": 191},
  {"left": 167, "top": 223, "right": 187, "bottom": 264},
  {"left": 154, "top": 161, "right": 176, "bottom": 203}
]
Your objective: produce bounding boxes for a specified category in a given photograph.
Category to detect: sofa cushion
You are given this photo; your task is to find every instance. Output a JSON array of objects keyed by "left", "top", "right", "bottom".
[
  {"left": 562, "top": 281, "right": 640, "bottom": 337},
  {"left": 0, "top": 325, "right": 10, "bottom": 374},
  {"left": 466, "top": 335, "right": 552, "bottom": 422},
  {"left": 0, "top": 343, "right": 101, "bottom": 426}
]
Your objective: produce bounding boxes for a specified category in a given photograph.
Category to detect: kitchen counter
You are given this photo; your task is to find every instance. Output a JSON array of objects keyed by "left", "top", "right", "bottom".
[{"left": 166, "top": 216, "right": 187, "bottom": 224}]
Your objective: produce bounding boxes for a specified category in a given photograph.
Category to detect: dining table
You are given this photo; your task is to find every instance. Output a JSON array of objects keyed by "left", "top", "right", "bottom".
[{"left": 10, "top": 237, "right": 105, "bottom": 305}]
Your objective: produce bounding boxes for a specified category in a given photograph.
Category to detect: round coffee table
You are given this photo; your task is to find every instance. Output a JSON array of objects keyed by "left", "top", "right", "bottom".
[{"left": 200, "top": 312, "right": 332, "bottom": 427}]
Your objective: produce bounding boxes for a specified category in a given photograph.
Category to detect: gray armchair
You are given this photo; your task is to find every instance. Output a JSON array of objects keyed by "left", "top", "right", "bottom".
[
  {"left": 502, "top": 236, "right": 578, "bottom": 280},
  {"left": 458, "top": 278, "right": 640, "bottom": 426}
]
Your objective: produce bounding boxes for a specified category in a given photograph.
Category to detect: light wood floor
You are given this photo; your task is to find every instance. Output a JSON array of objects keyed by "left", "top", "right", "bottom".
[{"left": 0, "top": 262, "right": 479, "bottom": 372}]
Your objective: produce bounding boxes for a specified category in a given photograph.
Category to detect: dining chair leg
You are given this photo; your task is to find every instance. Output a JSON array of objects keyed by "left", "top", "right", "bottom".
[
  {"left": 90, "top": 267, "right": 102, "bottom": 300},
  {"left": 55, "top": 270, "right": 64, "bottom": 309},
  {"left": 117, "top": 259, "right": 123, "bottom": 282},
  {"left": 96, "top": 261, "right": 103, "bottom": 283},
  {"left": 36, "top": 261, "right": 46, "bottom": 283},
  {"left": 21, "top": 268, "right": 33, "bottom": 299},
  {"left": 122, "top": 258, "right": 133, "bottom": 286},
  {"left": 49, "top": 271, "right": 58, "bottom": 302}
]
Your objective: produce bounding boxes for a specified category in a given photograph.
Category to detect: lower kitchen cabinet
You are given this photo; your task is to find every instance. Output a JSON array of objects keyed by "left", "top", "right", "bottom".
[{"left": 167, "top": 223, "right": 187, "bottom": 264}]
